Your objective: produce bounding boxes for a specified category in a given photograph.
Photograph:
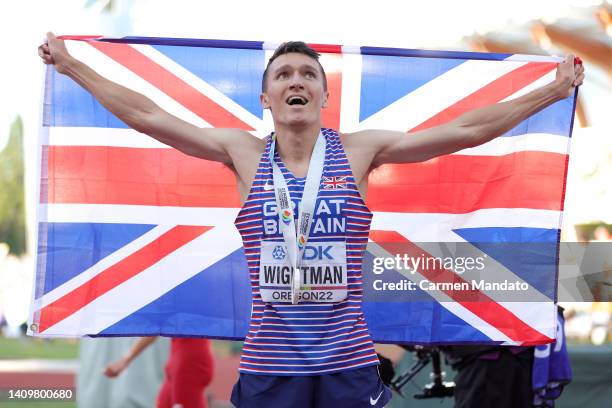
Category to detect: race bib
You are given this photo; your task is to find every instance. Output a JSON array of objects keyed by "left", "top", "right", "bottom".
[{"left": 259, "top": 241, "right": 348, "bottom": 303}]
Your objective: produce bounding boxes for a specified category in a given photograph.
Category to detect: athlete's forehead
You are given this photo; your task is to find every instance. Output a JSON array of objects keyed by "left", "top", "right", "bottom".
[
  {"left": 262, "top": 50, "right": 328, "bottom": 92},
  {"left": 267, "top": 53, "right": 322, "bottom": 73}
]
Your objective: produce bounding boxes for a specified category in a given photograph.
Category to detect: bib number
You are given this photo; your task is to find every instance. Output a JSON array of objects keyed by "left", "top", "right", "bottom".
[{"left": 259, "top": 241, "right": 348, "bottom": 303}]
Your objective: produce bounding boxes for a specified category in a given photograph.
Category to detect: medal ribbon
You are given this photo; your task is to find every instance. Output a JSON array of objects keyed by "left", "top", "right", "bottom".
[{"left": 269, "top": 132, "right": 325, "bottom": 304}]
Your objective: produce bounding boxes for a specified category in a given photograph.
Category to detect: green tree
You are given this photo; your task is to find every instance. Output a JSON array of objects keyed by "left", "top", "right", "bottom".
[{"left": 0, "top": 116, "right": 26, "bottom": 255}]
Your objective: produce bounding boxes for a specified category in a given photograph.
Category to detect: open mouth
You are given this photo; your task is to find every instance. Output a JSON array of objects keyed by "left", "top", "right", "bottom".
[{"left": 286, "top": 96, "right": 308, "bottom": 106}]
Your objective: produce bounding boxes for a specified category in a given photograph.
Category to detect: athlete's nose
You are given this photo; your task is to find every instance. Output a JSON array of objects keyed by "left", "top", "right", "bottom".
[{"left": 289, "top": 72, "right": 305, "bottom": 90}]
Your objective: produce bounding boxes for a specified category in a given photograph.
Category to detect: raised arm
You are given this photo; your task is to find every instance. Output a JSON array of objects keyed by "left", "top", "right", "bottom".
[
  {"left": 345, "top": 55, "right": 584, "bottom": 169},
  {"left": 38, "top": 33, "right": 262, "bottom": 166}
]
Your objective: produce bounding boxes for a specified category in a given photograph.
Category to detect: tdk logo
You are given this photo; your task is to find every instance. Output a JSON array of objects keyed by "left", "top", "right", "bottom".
[
  {"left": 272, "top": 245, "right": 286, "bottom": 260},
  {"left": 302, "top": 245, "right": 334, "bottom": 260}
]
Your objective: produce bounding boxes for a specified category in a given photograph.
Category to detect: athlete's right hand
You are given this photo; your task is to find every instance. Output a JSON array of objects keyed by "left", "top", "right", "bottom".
[
  {"left": 38, "top": 32, "right": 72, "bottom": 74},
  {"left": 103, "top": 357, "right": 129, "bottom": 378}
]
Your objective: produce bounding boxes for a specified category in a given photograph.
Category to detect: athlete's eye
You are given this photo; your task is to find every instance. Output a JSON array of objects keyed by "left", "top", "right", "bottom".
[
  {"left": 305, "top": 71, "right": 316, "bottom": 79},
  {"left": 277, "top": 71, "right": 289, "bottom": 80}
]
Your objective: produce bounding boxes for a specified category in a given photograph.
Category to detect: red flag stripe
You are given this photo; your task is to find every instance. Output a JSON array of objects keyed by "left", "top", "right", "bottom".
[
  {"left": 410, "top": 62, "right": 557, "bottom": 132},
  {"left": 369, "top": 230, "right": 552, "bottom": 344},
  {"left": 38, "top": 225, "right": 211, "bottom": 333},
  {"left": 43, "top": 146, "right": 565, "bottom": 211},
  {"left": 367, "top": 150, "right": 566, "bottom": 212},
  {"left": 43, "top": 146, "right": 241, "bottom": 207},
  {"left": 321, "top": 53, "right": 342, "bottom": 130},
  {"left": 88, "top": 41, "right": 254, "bottom": 130},
  {"left": 308, "top": 44, "right": 343, "bottom": 54}
]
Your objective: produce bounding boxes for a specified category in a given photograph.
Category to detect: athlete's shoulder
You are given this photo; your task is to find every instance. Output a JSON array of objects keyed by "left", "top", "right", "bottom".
[
  {"left": 338, "top": 129, "right": 381, "bottom": 149},
  {"left": 222, "top": 128, "right": 266, "bottom": 156}
]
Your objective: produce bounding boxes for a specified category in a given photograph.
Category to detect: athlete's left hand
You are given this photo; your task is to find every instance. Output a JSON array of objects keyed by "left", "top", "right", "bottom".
[{"left": 554, "top": 55, "right": 585, "bottom": 98}]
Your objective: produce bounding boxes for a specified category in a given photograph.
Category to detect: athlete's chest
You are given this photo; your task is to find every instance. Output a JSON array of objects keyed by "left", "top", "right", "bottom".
[{"left": 260, "top": 193, "right": 348, "bottom": 238}]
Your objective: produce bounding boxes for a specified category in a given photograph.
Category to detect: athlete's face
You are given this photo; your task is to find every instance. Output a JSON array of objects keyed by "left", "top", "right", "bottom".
[{"left": 260, "top": 53, "right": 328, "bottom": 128}]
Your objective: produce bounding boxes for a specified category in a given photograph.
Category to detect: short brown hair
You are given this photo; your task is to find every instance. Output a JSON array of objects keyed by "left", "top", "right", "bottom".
[{"left": 261, "top": 41, "right": 327, "bottom": 92}]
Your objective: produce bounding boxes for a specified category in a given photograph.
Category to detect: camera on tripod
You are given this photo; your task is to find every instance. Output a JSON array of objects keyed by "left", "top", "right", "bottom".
[{"left": 389, "top": 345, "right": 455, "bottom": 399}]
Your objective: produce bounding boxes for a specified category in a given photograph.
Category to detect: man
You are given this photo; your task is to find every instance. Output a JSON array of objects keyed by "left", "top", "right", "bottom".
[{"left": 39, "top": 34, "right": 583, "bottom": 408}]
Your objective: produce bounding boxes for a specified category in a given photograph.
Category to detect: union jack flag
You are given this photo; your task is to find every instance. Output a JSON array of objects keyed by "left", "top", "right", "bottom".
[
  {"left": 322, "top": 176, "right": 348, "bottom": 190},
  {"left": 28, "top": 36, "right": 576, "bottom": 345}
]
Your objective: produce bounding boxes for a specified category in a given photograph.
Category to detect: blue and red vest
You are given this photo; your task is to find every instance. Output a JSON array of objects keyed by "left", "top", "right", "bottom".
[{"left": 234, "top": 128, "right": 379, "bottom": 375}]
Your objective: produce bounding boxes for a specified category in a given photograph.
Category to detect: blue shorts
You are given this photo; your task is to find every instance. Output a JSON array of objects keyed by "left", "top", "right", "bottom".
[{"left": 230, "top": 366, "right": 392, "bottom": 408}]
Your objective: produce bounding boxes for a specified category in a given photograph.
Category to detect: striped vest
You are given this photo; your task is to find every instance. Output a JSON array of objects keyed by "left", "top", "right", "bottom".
[{"left": 234, "top": 128, "right": 379, "bottom": 375}]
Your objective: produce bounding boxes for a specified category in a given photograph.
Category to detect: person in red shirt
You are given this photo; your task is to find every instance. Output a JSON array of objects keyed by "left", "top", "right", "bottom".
[{"left": 104, "top": 337, "right": 214, "bottom": 408}]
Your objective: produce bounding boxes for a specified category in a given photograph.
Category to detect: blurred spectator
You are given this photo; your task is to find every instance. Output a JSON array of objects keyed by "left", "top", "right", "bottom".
[
  {"left": 105, "top": 337, "right": 214, "bottom": 408},
  {"left": 592, "top": 225, "right": 611, "bottom": 242},
  {"left": 77, "top": 337, "right": 169, "bottom": 408}
]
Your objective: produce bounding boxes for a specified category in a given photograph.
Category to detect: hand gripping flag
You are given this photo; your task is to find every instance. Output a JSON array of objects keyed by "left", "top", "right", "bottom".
[{"left": 28, "top": 37, "right": 577, "bottom": 345}]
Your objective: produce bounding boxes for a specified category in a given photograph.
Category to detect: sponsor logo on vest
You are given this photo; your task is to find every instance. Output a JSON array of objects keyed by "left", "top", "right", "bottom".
[
  {"left": 302, "top": 245, "right": 333, "bottom": 260},
  {"left": 271, "top": 245, "right": 286, "bottom": 260}
]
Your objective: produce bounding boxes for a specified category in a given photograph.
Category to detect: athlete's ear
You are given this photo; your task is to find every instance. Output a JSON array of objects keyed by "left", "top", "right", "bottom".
[
  {"left": 260, "top": 93, "right": 271, "bottom": 109},
  {"left": 322, "top": 91, "right": 329, "bottom": 108}
]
